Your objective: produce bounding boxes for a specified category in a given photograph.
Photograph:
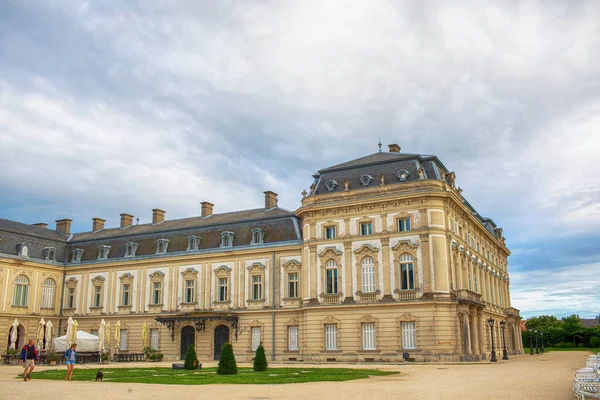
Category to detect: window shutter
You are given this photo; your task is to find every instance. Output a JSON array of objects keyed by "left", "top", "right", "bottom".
[{"left": 289, "top": 326, "right": 299, "bottom": 350}]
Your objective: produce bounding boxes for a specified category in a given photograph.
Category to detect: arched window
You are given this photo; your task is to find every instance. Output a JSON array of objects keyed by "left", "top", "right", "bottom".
[
  {"left": 13, "top": 275, "right": 29, "bottom": 306},
  {"left": 41, "top": 279, "right": 56, "bottom": 308},
  {"left": 399, "top": 254, "right": 415, "bottom": 290},
  {"left": 325, "top": 260, "right": 338, "bottom": 294},
  {"left": 361, "top": 257, "right": 375, "bottom": 293}
]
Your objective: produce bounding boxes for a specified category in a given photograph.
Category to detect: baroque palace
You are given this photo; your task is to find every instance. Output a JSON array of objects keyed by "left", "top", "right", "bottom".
[{"left": 0, "top": 144, "right": 523, "bottom": 362}]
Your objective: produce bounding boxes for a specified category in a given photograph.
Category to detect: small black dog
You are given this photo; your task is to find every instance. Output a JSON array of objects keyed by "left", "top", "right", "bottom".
[{"left": 95, "top": 368, "right": 104, "bottom": 381}]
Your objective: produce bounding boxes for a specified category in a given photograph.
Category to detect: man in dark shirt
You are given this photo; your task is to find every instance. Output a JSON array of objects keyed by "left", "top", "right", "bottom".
[{"left": 19, "top": 339, "right": 38, "bottom": 382}]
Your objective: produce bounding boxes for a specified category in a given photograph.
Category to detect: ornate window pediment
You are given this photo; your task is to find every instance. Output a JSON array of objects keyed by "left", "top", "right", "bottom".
[
  {"left": 149, "top": 271, "right": 165, "bottom": 282},
  {"left": 353, "top": 243, "right": 379, "bottom": 257},
  {"left": 358, "top": 314, "right": 377, "bottom": 324},
  {"left": 318, "top": 247, "right": 342, "bottom": 264},
  {"left": 391, "top": 240, "right": 418, "bottom": 256},
  {"left": 119, "top": 273, "right": 134, "bottom": 284},
  {"left": 247, "top": 262, "right": 266, "bottom": 274},
  {"left": 215, "top": 265, "right": 231, "bottom": 278},
  {"left": 282, "top": 259, "right": 302, "bottom": 271},
  {"left": 91, "top": 275, "right": 105, "bottom": 285},
  {"left": 322, "top": 315, "right": 340, "bottom": 325},
  {"left": 65, "top": 277, "right": 79, "bottom": 289},
  {"left": 181, "top": 268, "right": 199, "bottom": 279}
]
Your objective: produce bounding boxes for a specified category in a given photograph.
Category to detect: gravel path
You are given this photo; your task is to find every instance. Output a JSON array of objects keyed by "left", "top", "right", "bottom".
[{"left": 0, "top": 351, "right": 588, "bottom": 400}]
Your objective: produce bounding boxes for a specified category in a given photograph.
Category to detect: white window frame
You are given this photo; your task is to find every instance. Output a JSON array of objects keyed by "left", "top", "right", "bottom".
[
  {"left": 93, "top": 285, "right": 102, "bottom": 307},
  {"left": 362, "top": 323, "right": 376, "bottom": 350},
  {"left": 325, "top": 260, "right": 338, "bottom": 294},
  {"left": 218, "top": 277, "right": 228, "bottom": 302},
  {"left": 252, "top": 275, "right": 262, "bottom": 300},
  {"left": 325, "top": 226, "right": 337, "bottom": 240},
  {"left": 120, "top": 329, "right": 128, "bottom": 351},
  {"left": 288, "top": 326, "right": 299, "bottom": 351},
  {"left": 361, "top": 257, "right": 375, "bottom": 293},
  {"left": 13, "top": 275, "right": 29, "bottom": 306},
  {"left": 288, "top": 272, "right": 298, "bottom": 298},
  {"left": 398, "top": 218, "right": 411, "bottom": 232},
  {"left": 360, "top": 222, "right": 373, "bottom": 236},
  {"left": 152, "top": 282, "right": 162, "bottom": 305},
  {"left": 251, "top": 327, "right": 261, "bottom": 351},
  {"left": 402, "top": 322, "right": 417, "bottom": 350},
  {"left": 150, "top": 328, "right": 159, "bottom": 350},
  {"left": 399, "top": 254, "right": 415, "bottom": 290},
  {"left": 41, "top": 279, "right": 55, "bottom": 308},
  {"left": 184, "top": 279, "right": 195, "bottom": 303},
  {"left": 122, "top": 283, "right": 131, "bottom": 306},
  {"left": 66, "top": 287, "right": 75, "bottom": 308},
  {"left": 325, "top": 324, "right": 338, "bottom": 350}
]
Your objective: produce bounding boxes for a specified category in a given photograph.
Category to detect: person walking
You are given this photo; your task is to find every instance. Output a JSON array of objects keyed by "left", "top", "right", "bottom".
[
  {"left": 64, "top": 343, "right": 77, "bottom": 381},
  {"left": 20, "top": 339, "right": 38, "bottom": 382}
]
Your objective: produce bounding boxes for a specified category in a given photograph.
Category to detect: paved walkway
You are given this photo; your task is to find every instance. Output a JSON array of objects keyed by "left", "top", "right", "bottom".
[{"left": 0, "top": 351, "right": 589, "bottom": 400}]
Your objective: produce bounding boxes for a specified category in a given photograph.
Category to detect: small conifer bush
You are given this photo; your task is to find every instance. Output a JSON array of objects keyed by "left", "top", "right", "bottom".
[
  {"left": 184, "top": 345, "right": 199, "bottom": 370},
  {"left": 217, "top": 343, "right": 237, "bottom": 375},
  {"left": 253, "top": 343, "right": 268, "bottom": 372}
]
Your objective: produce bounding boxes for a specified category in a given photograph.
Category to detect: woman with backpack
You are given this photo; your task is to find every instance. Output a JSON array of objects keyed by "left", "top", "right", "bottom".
[{"left": 64, "top": 343, "right": 77, "bottom": 381}]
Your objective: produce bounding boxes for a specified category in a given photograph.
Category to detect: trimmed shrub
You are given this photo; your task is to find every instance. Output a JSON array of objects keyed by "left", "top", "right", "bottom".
[
  {"left": 217, "top": 344, "right": 237, "bottom": 375},
  {"left": 253, "top": 344, "right": 268, "bottom": 372},
  {"left": 590, "top": 336, "right": 600, "bottom": 348},
  {"left": 184, "top": 345, "right": 199, "bottom": 370},
  {"left": 577, "top": 343, "right": 584, "bottom": 348}
]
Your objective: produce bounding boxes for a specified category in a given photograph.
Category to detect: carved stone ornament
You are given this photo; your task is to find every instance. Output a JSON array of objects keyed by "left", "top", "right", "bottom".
[
  {"left": 360, "top": 174, "right": 373, "bottom": 187},
  {"left": 247, "top": 262, "right": 267, "bottom": 274},
  {"left": 282, "top": 259, "right": 302, "bottom": 271},
  {"left": 91, "top": 275, "right": 105, "bottom": 285},
  {"left": 119, "top": 273, "right": 134, "bottom": 284},
  {"left": 396, "top": 169, "right": 410, "bottom": 182},
  {"left": 181, "top": 268, "right": 199, "bottom": 279},
  {"left": 65, "top": 277, "right": 79, "bottom": 289},
  {"left": 325, "top": 180, "right": 338, "bottom": 192},
  {"left": 149, "top": 271, "right": 165, "bottom": 282},
  {"left": 318, "top": 247, "right": 342, "bottom": 265},
  {"left": 215, "top": 266, "right": 231, "bottom": 278}
]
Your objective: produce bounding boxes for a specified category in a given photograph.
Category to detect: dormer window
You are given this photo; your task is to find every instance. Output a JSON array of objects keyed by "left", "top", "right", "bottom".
[
  {"left": 17, "top": 243, "right": 29, "bottom": 257},
  {"left": 72, "top": 248, "right": 84, "bottom": 263},
  {"left": 220, "top": 231, "right": 234, "bottom": 248},
  {"left": 125, "top": 242, "right": 139, "bottom": 257},
  {"left": 98, "top": 245, "right": 111, "bottom": 260},
  {"left": 251, "top": 228, "right": 265, "bottom": 245},
  {"left": 156, "top": 239, "right": 169, "bottom": 254},
  {"left": 187, "top": 235, "right": 201, "bottom": 251},
  {"left": 43, "top": 247, "right": 56, "bottom": 261}
]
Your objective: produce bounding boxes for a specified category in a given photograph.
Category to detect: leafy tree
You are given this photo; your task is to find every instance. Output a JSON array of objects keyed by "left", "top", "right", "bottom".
[
  {"left": 590, "top": 336, "right": 600, "bottom": 348},
  {"left": 253, "top": 344, "right": 268, "bottom": 372},
  {"left": 217, "top": 343, "right": 238, "bottom": 375},
  {"left": 525, "top": 315, "right": 559, "bottom": 331},
  {"left": 184, "top": 345, "right": 199, "bottom": 370},
  {"left": 562, "top": 314, "right": 584, "bottom": 346}
]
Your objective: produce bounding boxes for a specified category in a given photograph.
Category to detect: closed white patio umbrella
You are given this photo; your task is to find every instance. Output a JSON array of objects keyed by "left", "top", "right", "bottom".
[
  {"left": 36, "top": 318, "right": 46, "bottom": 349},
  {"left": 105, "top": 322, "right": 111, "bottom": 349},
  {"left": 45, "top": 321, "right": 54, "bottom": 351},
  {"left": 65, "top": 317, "right": 74, "bottom": 348},
  {"left": 9, "top": 319, "right": 19, "bottom": 350},
  {"left": 72, "top": 320, "right": 79, "bottom": 345},
  {"left": 98, "top": 319, "right": 106, "bottom": 353},
  {"left": 114, "top": 321, "right": 121, "bottom": 353}
]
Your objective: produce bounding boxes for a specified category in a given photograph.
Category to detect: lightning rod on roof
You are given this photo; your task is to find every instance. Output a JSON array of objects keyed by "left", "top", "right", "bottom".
[{"left": 378, "top": 137, "right": 382, "bottom": 152}]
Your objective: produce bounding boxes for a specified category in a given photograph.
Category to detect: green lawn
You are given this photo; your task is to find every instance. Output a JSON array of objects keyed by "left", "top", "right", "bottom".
[
  {"left": 27, "top": 367, "right": 398, "bottom": 385},
  {"left": 541, "top": 347, "right": 600, "bottom": 353}
]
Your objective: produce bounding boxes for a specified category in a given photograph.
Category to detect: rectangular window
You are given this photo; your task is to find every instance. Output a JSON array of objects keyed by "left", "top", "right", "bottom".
[
  {"left": 362, "top": 323, "right": 376, "bottom": 350},
  {"left": 361, "top": 262, "right": 375, "bottom": 292},
  {"left": 490, "top": 282, "right": 494, "bottom": 303},
  {"left": 288, "top": 273, "right": 298, "bottom": 298},
  {"left": 184, "top": 280, "right": 195, "bottom": 303},
  {"left": 360, "top": 222, "right": 373, "bottom": 236},
  {"left": 152, "top": 282, "right": 162, "bottom": 305},
  {"left": 252, "top": 275, "right": 262, "bottom": 300},
  {"left": 67, "top": 288, "right": 75, "bottom": 308},
  {"left": 288, "top": 326, "right": 299, "bottom": 351},
  {"left": 325, "top": 226, "right": 337, "bottom": 239},
  {"left": 468, "top": 271, "right": 472, "bottom": 291},
  {"left": 12, "top": 284, "right": 28, "bottom": 306},
  {"left": 122, "top": 284, "right": 130, "bottom": 306},
  {"left": 151, "top": 328, "right": 159, "bottom": 350},
  {"left": 93, "top": 286, "right": 102, "bottom": 307},
  {"left": 398, "top": 218, "right": 411, "bottom": 232},
  {"left": 120, "top": 329, "right": 128, "bottom": 351},
  {"left": 218, "top": 278, "right": 228, "bottom": 302},
  {"left": 477, "top": 242, "right": 480, "bottom": 252},
  {"left": 325, "top": 324, "right": 338, "bottom": 350},
  {"left": 251, "top": 327, "right": 261, "bottom": 351},
  {"left": 400, "top": 262, "right": 415, "bottom": 290},
  {"left": 474, "top": 275, "right": 479, "bottom": 293},
  {"left": 402, "top": 322, "right": 417, "bottom": 350},
  {"left": 326, "top": 269, "right": 338, "bottom": 294},
  {"left": 41, "top": 285, "right": 54, "bottom": 309}
]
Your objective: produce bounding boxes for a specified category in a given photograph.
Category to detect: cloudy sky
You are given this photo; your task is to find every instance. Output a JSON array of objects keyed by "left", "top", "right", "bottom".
[{"left": 1, "top": 0, "right": 599, "bottom": 318}]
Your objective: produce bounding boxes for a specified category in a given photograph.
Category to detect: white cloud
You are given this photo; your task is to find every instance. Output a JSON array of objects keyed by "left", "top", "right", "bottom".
[{"left": 511, "top": 262, "right": 600, "bottom": 318}]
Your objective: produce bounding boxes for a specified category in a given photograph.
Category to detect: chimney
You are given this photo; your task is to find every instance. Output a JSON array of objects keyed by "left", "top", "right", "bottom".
[
  {"left": 201, "top": 202, "right": 214, "bottom": 218},
  {"left": 32, "top": 223, "right": 47, "bottom": 229},
  {"left": 92, "top": 218, "right": 106, "bottom": 232},
  {"left": 120, "top": 213, "right": 134, "bottom": 228},
  {"left": 388, "top": 143, "right": 401, "bottom": 153},
  {"left": 264, "top": 191, "right": 278, "bottom": 209},
  {"left": 152, "top": 209, "right": 165, "bottom": 224},
  {"left": 55, "top": 219, "right": 72, "bottom": 235}
]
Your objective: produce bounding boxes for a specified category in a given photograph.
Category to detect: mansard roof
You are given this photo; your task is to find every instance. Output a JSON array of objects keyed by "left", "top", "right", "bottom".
[
  {"left": 312, "top": 151, "right": 448, "bottom": 195},
  {"left": 0, "top": 218, "right": 68, "bottom": 262}
]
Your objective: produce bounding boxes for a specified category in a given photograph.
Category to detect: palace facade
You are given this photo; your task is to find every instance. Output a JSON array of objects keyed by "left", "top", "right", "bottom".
[{"left": 0, "top": 144, "right": 523, "bottom": 362}]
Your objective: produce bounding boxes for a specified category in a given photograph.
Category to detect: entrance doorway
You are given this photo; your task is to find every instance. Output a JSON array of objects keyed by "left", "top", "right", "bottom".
[
  {"left": 214, "top": 325, "right": 230, "bottom": 360},
  {"left": 180, "top": 326, "right": 195, "bottom": 360}
]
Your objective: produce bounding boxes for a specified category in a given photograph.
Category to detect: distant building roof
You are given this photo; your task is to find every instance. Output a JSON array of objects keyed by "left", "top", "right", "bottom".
[{"left": 581, "top": 318, "right": 600, "bottom": 329}]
